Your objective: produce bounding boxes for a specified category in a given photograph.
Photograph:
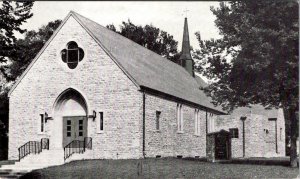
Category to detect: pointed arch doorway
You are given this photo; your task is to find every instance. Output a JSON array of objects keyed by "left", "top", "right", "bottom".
[{"left": 53, "top": 88, "right": 88, "bottom": 148}]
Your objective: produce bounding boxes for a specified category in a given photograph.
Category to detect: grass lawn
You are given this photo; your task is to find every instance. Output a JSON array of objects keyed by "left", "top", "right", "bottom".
[{"left": 21, "top": 158, "right": 298, "bottom": 179}]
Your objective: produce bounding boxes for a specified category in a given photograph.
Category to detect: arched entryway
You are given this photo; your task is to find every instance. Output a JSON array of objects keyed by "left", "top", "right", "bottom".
[{"left": 52, "top": 88, "right": 88, "bottom": 148}]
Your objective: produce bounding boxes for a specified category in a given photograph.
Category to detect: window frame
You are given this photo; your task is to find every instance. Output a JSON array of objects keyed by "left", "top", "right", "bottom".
[
  {"left": 61, "top": 41, "right": 84, "bottom": 69},
  {"left": 39, "top": 114, "right": 45, "bottom": 134},
  {"left": 156, "top": 111, "right": 161, "bottom": 131},
  {"left": 194, "top": 109, "right": 200, "bottom": 136},
  {"left": 229, "top": 128, "right": 239, "bottom": 138},
  {"left": 177, "top": 104, "right": 183, "bottom": 133},
  {"left": 97, "top": 112, "right": 104, "bottom": 133}
]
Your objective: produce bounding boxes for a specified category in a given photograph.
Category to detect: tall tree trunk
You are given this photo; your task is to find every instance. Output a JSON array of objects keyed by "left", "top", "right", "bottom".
[
  {"left": 284, "top": 106, "right": 298, "bottom": 167},
  {"left": 289, "top": 107, "right": 298, "bottom": 167}
]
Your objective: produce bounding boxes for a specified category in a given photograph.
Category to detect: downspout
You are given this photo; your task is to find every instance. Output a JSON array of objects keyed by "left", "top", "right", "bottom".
[
  {"left": 142, "top": 92, "right": 146, "bottom": 158},
  {"left": 206, "top": 109, "right": 208, "bottom": 134},
  {"left": 275, "top": 119, "right": 278, "bottom": 153},
  {"left": 240, "top": 117, "right": 247, "bottom": 158}
]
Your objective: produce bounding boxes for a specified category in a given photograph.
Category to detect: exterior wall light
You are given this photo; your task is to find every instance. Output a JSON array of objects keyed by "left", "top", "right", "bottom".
[
  {"left": 89, "top": 110, "right": 97, "bottom": 121},
  {"left": 44, "top": 112, "right": 53, "bottom": 123}
]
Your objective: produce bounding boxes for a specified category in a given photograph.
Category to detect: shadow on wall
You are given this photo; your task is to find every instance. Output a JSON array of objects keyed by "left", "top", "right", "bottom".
[
  {"left": 0, "top": 136, "right": 8, "bottom": 160},
  {"left": 0, "top": 112, "right": 8, "bottom": 160}
]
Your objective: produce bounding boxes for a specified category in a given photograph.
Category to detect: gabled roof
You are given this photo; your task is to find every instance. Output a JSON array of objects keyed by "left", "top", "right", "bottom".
[{"left": 8, "top": 11, "right": 225, "bottom": 114}]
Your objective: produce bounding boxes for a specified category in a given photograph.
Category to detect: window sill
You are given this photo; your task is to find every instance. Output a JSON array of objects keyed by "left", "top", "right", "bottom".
[
  {"left": 38, "top": 132, "right": 47, "bottom": 135},
  {"left": 96, "top": 131, "right": 104, "bottom": 134},
  {"left": 177, "top": 131, "right": 184, "bottom": 134},
  {"left": 154, "top": 130, "right": 161, "bottom": 133},
  {"left": 194, "top": 134, "right": 200, "bottom": 137}
]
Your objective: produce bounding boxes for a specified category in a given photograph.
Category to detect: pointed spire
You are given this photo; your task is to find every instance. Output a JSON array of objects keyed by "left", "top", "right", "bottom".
[
  {"left": 179, "top": 17, "right": 194, "bottom": 77},
  {"left": 180, "top": 17, "right": 193, "bottom": 61}
]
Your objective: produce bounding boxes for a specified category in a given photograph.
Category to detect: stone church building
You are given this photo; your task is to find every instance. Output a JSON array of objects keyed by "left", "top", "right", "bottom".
[{"left": 3, "top": 11, "right": 285, "bottom": 170}]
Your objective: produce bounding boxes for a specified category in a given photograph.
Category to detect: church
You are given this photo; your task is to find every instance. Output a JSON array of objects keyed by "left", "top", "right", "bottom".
[{"left": 2, "top": 11, "right": 285, "bottom": 170}]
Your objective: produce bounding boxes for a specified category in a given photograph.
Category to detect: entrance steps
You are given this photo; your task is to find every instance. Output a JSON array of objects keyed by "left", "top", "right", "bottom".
[
  {"left": 0, "top": 149, "right": 94, "bottom": 176},
  {"left": 0, "top": 149, "right": 65, "bottom": 173}
]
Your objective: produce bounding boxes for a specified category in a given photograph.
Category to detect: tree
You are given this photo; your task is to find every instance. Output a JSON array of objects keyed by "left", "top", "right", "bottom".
[
  {"left": 1, "top": 19, "right": 62, "bottom": 81},
  {"left": 194, "top": 1, "right": 298, "bottom": 167},
  {"left": 0, "top": 1, "right": 34, "bottom": 63},
  {"left": 107, "top": 20, "right": 180, "bottom": 63}
]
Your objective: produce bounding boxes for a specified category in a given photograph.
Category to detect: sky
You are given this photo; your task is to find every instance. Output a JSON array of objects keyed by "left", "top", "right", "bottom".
[{"left": 17, "top": 1, "right": 222, "bottom": 51}]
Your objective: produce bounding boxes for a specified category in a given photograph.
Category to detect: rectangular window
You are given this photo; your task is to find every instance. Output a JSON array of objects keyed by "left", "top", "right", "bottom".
[
  {"left": 78, "top": 119, "right": 83, "bottom": 137},
  {"left": 67, "top": 119, "right": 71, "bottom": 137},
  {"left": 195, "top": 109, "right": 200, "bottom": 135},
  {"left": 99, "top": 112, "right": 104, "bottom": 132},
  {"left": 40, "top": 114, "right": 44, "bottom": 133},
  {"left": 229, "top": 128, "right": 239, "bottom": 138},
  {"left": 156, "top": 111, "right": 161, "bottom": 130},
  {"left": 177, "top": 104, "right": 183, "bottom": 132}
]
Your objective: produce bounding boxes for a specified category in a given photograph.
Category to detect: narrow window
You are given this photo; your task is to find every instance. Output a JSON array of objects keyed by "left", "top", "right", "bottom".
[
  {"left": 67, "top": 120, "right": 71, "bottom": 137},
  {"left": 208, "top": 116, "right": 215, "bottom": 133},
  {"left": 195, "top": 109, "right": 200, "bottom": 135},
  {"left": 40, "top": 114, "right": 44, "bottom": 133},
  {"left": 156, "top": 111, "right": 161, "bottom": 130},
  {"left": 78, "top": 120, "right": 83, "bottom": 136},
  {"left": 280, "top": 128, "right": 282, "bottom": 141},
  {"left": 177, "top": 104, "right": 183, "bottom": 132},
  {"left": 229, "top": 128, "right": 239, "bottom": 138},
  {"left": 99, "top": 112, "right": 104, "bottom": 131}
]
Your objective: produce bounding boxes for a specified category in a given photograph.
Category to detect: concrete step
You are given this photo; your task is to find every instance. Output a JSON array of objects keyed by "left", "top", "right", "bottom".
[
  {"left": 0, "top": 149, "right": 65, "bottom": 172},
  {"left": 0, "top": 149, "right": 92, "bottom": 172}
]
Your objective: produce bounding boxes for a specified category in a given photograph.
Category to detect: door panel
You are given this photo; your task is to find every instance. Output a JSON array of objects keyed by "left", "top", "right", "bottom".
[{"left": 63, "top": 116, "right": 87, "bottom": 147}]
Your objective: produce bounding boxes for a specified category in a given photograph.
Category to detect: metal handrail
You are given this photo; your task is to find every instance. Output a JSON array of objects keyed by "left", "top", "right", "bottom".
[
  {"left": 41, "top": 138, "right": 50, "bottom": 150},
  {"left": 18, "top": 138, "right": 50, "bottom": 161},
  {"left": 64, "top": 137, "right": 92, "bottom": 160}
]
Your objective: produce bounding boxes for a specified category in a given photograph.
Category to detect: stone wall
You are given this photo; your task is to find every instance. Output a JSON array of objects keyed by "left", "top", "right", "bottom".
[
  {"left": 215, "top": 108, "right": 286, "bottom": 158},
  {"left": 9, "top": 15, "right": 143, "bottom": 160},
  {"left": 144, "top": 93, "right": 207, "bottom": 158}
]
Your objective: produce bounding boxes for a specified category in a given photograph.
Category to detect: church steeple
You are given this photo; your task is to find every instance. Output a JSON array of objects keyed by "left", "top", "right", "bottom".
[{"left": 179, "top": 17, "right": 194, "bottom": 77}]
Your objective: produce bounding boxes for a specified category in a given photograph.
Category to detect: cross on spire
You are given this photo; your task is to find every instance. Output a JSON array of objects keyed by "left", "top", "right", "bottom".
[{"left": 183, "top": 8, "right": 189, "bottom": 18}]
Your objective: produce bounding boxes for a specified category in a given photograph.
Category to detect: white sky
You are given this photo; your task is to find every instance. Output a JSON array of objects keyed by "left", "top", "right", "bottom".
[{"left": 17, "top": 1, "right": 222, "bottom": 50}]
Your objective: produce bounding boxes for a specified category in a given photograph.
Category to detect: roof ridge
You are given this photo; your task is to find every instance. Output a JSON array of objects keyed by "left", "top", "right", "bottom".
[{"left": 70, "top": 11, "right": 225, "bottom": 114}]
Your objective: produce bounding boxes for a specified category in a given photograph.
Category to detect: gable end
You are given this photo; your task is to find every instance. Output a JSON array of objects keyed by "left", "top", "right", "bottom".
[{"left": 8, "top": 11, "right": 140, "bottom": 97}]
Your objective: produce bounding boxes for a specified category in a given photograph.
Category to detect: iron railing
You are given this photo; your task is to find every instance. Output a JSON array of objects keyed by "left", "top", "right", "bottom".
[
  {"left": 64, "top": 137, "right": 92, "bottom": 160},
  {"left": 41, "top": 138, "right": 49, "bottom": 150},
  {"left": 18, "top": 138, "right": 49, "bottom": 161}
]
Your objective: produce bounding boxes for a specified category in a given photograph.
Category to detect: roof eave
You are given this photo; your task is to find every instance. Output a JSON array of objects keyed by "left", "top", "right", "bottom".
[{"left": 139, "top": 85, "right": 226, "bottom": 115}]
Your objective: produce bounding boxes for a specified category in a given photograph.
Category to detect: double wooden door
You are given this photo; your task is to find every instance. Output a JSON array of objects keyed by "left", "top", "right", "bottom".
[{"left": 63, "top": 116, "right": 87, "bottom": 147}]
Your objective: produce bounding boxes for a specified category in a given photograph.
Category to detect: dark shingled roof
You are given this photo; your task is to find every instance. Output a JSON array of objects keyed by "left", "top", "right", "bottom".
[{"left": 72, "top": 11, "right": 225, "bottom": 114}]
